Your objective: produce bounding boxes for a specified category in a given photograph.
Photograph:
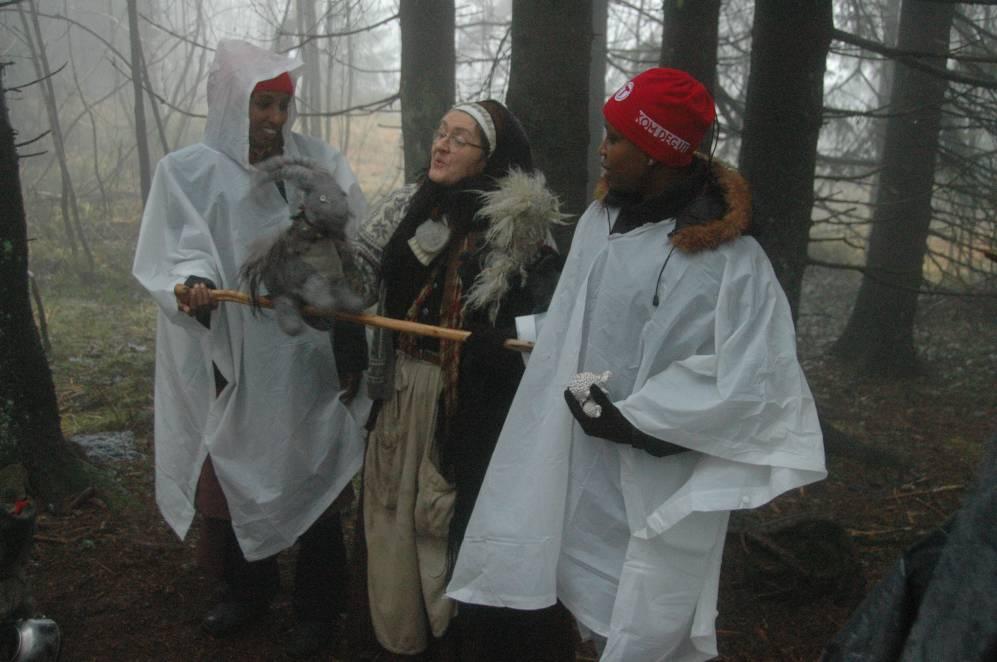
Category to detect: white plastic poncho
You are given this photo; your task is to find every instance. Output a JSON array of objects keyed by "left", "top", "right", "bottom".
[
  {"left": 448, "top": 201, "right": 826, "bottom": 661},
  {"left": 132, "top": 39, "right": 369, "bottom": 561}
]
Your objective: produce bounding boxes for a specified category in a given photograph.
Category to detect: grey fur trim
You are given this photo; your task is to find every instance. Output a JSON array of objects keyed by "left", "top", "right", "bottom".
[{"left": 463, "top": 169, "right": 566, "bottom": 323}]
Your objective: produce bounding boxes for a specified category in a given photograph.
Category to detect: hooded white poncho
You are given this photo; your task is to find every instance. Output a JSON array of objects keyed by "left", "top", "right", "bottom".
[
  {"left": 132, "top": 39, "right": 369, "bottom": 561},
  {"left": 448, "top": 200, "right": 826, "bottom": 661}
]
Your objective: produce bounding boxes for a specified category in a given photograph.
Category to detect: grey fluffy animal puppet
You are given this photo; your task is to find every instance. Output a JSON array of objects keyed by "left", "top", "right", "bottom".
[{"left": 240, "top": 156, "right": 363, "bottom": 335}]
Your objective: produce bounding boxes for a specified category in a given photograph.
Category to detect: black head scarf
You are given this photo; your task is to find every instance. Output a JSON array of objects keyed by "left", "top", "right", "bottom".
[{"left": 381, "top": 100, "right": 534, "bottom": 317}]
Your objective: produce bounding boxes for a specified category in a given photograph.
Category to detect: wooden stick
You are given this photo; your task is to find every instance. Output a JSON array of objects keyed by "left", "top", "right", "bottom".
[
  {"left": 34, "top": 534, "right": 72, "bottom": 545},
  {"left": 67, "top": 485, "right": 96, "bottom": 511},
  {"left": 891, "top": 484, "right": 964, "bottom": 499},
  {"left": 173, "top": 285, "right": 534, "bottom": 353},
  {"left": 846, "top": 526, "right": 914, "bottom": 537}
]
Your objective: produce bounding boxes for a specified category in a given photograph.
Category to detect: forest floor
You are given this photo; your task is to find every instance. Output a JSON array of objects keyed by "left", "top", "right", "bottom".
[{"left": 20, "top": 222, "right": 997, "bottom": 661}]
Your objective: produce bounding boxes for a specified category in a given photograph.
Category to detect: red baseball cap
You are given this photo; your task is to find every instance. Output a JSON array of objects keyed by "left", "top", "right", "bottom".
[
  {"left": 253, "top": 72, "right": 295, "bottom": 96},
  {"left": 603, "top": 68, "right": 715, "bottom": 167}
]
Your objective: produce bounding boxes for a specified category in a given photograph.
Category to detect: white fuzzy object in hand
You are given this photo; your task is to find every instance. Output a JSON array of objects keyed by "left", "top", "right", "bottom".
[{"left": 567, "top": 371, "right": 612, "bottom": 418}]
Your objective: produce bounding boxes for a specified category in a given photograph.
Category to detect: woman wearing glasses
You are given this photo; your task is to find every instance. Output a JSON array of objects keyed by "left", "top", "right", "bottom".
[{"left": 351, "top": 100, "right": 574, "bottom": 660}]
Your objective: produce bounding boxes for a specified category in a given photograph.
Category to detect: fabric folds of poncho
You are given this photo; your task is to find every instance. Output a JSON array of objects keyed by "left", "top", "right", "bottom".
[{"left": 448, "top": 159, "right": 826, "bottom": 661}]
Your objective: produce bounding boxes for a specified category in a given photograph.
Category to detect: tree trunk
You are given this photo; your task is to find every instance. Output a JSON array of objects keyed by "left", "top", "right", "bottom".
[
  {"left": 340, "top": 1, "right": 355, "bottom": 154},
  {"left": 18, "top": 1, "right": 94, "bottom": 273},
  {"left": 168, "top": 4, "right": 209, "bottom": 149},
  {"left": 66, "top": 24, "right": 111, "bottom": 215},
  {"left": 127, "top": 0, "right": 153, "bottom": 203},
  {"left": 507, "top": 0, "right": 593, "bottom": 252},
  {"left": 659, "top": 0, "right": 721, "bottom": 152},
  {"left": 399, "top": 0, "right": 455, "bottom": 183},
  {"left": 868, "top": 0, "right": 903, "bottom": 214},
  {"left": 0, "top": 66, "right": 90, "bottom": 508},
  {"left": 737, "top": 0, "right": 833, "bottom": 320},
  {"left": 297, "top": 0, "right": 323, "bottom": 139},
  {"left": 323, "top": 5, "right": 337, "bottom": 144},
  {"left": 140, "top": 46, "right": 170, "bottom": 155},
  {"left": 587, "top": 0, "right": 609, "bottom": 199},
  {"left": 833, "top": 0, "right": 955, "bottom": 376}
]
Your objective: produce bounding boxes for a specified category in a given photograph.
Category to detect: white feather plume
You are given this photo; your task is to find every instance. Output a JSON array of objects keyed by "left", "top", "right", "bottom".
[{"left": 463, "top": 169, "right": 568, "bottom": 322}]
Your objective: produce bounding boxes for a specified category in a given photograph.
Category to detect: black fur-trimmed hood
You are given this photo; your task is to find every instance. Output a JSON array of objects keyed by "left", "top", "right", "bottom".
[{"left": 596, "top": 155, "right": 752, "bottom": 253}]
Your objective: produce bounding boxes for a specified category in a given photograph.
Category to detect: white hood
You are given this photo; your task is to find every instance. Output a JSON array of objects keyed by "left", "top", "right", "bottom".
[
  {"left": 204, "top": 39, "right": 303, "bottom": 168},
  {"left": 133, "top": 39, "right": 368, "bottom": 561}
]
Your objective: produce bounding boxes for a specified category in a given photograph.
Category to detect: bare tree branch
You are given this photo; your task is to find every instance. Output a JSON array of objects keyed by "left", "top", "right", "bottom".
[
  {"left": 808, "top": 259, "right": 997, "bottom": 298},
  {"left": 0, "top": 9, "right": 131, "bottom": 67},
  {"left": 4, "top": 62, "right": 67, "bottom": 91},
  {"left": 276, "top": 12, "right": 398, "bottom": 53},
  {"left": 612, "top": 0, "right": 662, "bottom": 25},
  {"left": 833, "top": 27, "right": 997, "bottom": 89},
  {"left": 833, "top": 28, "right": 997, "bottom": 65},
  {"left": 917, "top": 0, "right": 997, "bottom": 5},
  {"left": 299, "top": 92, "right": 400, "bottom": 117},
  {"left": 139, "top": 12, "right": 214, "bottom": 52},
  {"left": 14, "top": 129, "right": 49, "bottom": 148}
]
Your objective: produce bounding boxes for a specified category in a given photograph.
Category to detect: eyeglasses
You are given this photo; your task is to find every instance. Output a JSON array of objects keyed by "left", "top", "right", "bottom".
[{"left": 431, "top": 129, "right": 484, "bottom": 151}]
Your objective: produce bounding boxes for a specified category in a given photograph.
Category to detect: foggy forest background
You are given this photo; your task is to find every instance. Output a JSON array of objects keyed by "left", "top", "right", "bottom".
[
  {"left": 1, "top": 0, "right": 995, "bottom": 501},
  {"left": 0, "top": 2, "right": 995, "bottom": 659},
  {"left": 4, "top": 0, "right": 996, "bottom": 344}
]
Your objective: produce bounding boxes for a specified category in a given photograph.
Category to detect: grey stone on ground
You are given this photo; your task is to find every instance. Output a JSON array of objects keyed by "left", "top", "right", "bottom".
[{"left": 69, "top": 431, "right": 142, "bottom": 463}]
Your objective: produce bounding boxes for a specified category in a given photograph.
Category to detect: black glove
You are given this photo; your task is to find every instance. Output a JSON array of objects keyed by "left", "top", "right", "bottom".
[
  {"left": 332, "top": 319, "right": 368, "bottom": 374},
  {"left": 183, "top": 275, "right": 216, "bottom": 290},
  {"left": 563, "top": 384, "right": 687, "bottom": 458},
  {"left": 183, "top": 275, "right": 217, "bottom": 328},
  {"left": 302, "top": 313, "right": 334, "bottom": 332}
]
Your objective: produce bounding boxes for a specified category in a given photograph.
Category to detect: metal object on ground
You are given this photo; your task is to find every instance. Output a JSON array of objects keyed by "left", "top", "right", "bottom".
[{"left": 2, "top": 619, "right": 61, "bottom": 662}]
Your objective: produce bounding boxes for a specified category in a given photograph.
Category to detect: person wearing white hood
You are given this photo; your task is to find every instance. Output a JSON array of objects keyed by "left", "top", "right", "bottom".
[
  {"left": 132, "top": 39, "right": 368, "bottom": 657},
  {"left": 447, "top": 69, "right": 827, "bottom": 661}
]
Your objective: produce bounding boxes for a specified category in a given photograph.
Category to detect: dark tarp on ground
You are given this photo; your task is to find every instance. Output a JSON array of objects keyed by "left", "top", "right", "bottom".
[{"left": 821, "top": 434, "right": 997, "bottom": 662}]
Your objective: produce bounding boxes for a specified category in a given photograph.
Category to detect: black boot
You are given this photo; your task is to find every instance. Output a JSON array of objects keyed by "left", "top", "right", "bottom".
[
  {"left": 202, "top": 598, "right": 269, "bottom": 637},
  {"left": 287, "top": 513, "right": 348, "bottom": 657},
  {"left": 286, "top": 620, "right": 334, "bottom": 658},
  {"left": 203, "top": 521, "right": 279, "bottom": 637}
]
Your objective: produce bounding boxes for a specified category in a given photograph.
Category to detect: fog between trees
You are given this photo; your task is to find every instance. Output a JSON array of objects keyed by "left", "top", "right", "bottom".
[{"left": 1, "top": 1, "right": 995, "bottom": 502}]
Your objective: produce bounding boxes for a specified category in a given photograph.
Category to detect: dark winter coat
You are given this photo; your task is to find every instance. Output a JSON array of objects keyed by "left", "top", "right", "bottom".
[{"left": 352, "top": 169, "right": 564, "bottom": 564}]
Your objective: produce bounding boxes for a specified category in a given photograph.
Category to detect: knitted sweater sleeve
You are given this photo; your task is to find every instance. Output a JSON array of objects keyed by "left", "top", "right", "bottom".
[{"left": 351, "top": 184, "right": 417, "bottom": 308}]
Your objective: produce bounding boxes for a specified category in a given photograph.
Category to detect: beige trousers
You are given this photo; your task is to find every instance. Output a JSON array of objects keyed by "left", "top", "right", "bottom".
[{"left": 364, "top": 353, "right": 457, "bottom": 655}]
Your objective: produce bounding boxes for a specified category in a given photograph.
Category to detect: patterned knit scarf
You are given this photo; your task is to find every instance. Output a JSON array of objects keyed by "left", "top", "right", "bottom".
[{"left": 399, "top": 232, "right": 476, "bottom": 428}]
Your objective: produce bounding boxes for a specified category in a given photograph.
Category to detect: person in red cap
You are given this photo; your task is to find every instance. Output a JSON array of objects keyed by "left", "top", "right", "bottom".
[
  {"left": 134, "top": 40, "right": 369, "bottom": 658},
  {"left": 448, "top": 68, "right": 826, "bottom": 661},
  {"left": 247, "top": 71, "right": 295, "bottom": 164}
]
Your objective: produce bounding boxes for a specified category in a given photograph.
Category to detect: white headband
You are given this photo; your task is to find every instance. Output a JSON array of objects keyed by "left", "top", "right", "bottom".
[{"left": 453, "top": 103, "right": 496, "bottom": 157}]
